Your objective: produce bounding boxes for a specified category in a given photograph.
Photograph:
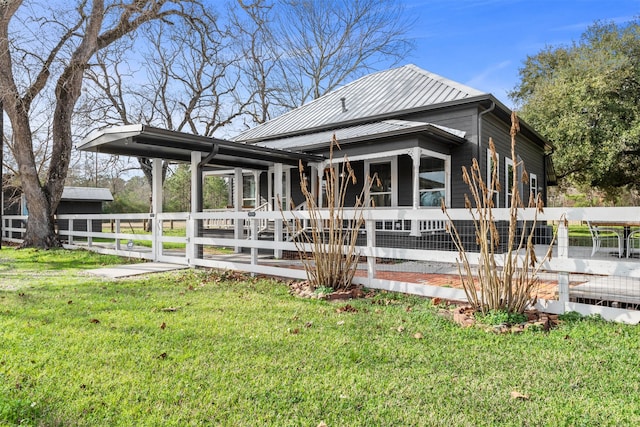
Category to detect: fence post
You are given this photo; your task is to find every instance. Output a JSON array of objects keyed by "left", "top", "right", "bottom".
[
  {"left": 115, "top": 219, "right": 121, "bottom": 251},
  {"left": 186, "top": 213, "right": 194, "bottom": 267},
  {"left": 251, "top": 215, "right": 258, "bottom": 275},
  {"left": 68, "top": 219, "right": 74, "bottom": 246},
  {"left": 557, "top": 217, "right": 569, "bottom": 308},
  {"left": 87, "top": 218, "right": 93, "bottom": 247},
  {"left": 366, "top": 219, "right": 376, "bottom": 282}
]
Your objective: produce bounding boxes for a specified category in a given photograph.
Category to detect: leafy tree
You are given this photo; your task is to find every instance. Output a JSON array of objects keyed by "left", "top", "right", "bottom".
[
  {"left": 163, "top": 164, "right": 229, "bottom": 212},
  {"left": 203, "top": 175, "right": 229, "bottom": 209},
  {"left": 104, "top": 176, "right": 150, "bottom": 213},
  {"left": 163, "top": 164, "right": 191, "bottom": 212},
  {"left": 510, "top": 20, "right": 640, "bottom": 197}
]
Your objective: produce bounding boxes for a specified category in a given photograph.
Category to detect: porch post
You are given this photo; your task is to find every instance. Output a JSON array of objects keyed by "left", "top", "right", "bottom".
[
  {"left": 234, "top": 168, "right": 243, "bottom": 253},
  {"left": 317, "top": 162, "right": 325, "bottom": 208},
  {"left": 310, "top": 164, "right": 318, "bottom": 203},
  {"left": 410, "top": 147, "right": 421, "bottom": 237},
  {"left": 151, "top": 158, "right": 163, "bottom": 261},
  {"left": 253, "top": 171, "right": 261, "bottom": 207},
  {"left": 189, "top": 151, "right": 202, "bottom": 265},
  {"left": 274, "top": 162, "right": 284, "bottom": 258}
]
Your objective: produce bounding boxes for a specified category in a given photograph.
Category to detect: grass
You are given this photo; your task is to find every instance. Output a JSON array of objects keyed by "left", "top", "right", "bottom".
[
  {"left": 75, "top": 226, "right": 234, "bottom": 254},
  {"left": 1, "top": 248, "right": 639, "bottom": 426}
]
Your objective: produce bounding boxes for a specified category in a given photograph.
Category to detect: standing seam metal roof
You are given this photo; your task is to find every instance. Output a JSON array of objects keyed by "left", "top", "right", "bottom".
[{"left": 233, "top": 64, "right": 485, "bottom": 143}]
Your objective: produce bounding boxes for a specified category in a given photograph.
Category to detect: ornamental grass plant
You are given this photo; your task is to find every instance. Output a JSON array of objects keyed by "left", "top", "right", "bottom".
[
  {"left": 281, "top": 135, "right": 375, "bottom": 291},
  {"left": 443, "top": 112, "right": 556, "bottom": 314}
]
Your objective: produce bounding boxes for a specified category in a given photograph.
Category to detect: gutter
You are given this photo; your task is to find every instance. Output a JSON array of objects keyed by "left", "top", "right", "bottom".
[{"left": 477, "top": 101, "right": 496, "bottom": 167}]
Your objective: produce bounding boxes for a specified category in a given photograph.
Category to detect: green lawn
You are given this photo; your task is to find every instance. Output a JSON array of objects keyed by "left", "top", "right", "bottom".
[{"left": 1, "top": 248, "right": 639, "bottom": 426}]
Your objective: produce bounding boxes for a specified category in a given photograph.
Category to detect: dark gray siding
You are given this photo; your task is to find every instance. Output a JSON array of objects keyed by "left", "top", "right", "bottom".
[
  {"left": 56, "top": 201, "right": 104, "bottom": 232},
  {"left": 397, "top": 154, "right": 413, "bottom": 206},
  {"left": 410, "top": 104, "right": 479, "bottom": 209},
  {"left": 481, "top": 114, "right": 546, "bottom": 208}
]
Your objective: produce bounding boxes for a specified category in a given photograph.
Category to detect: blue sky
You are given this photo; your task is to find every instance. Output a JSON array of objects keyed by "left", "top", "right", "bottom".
[{"left": 402, "top": 0, "right": 639, "bottom": 108}]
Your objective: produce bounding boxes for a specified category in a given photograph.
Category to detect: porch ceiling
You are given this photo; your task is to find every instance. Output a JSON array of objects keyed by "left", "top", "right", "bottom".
[{"left": 78, "top": 124, "right": 325, "bottom": 170}]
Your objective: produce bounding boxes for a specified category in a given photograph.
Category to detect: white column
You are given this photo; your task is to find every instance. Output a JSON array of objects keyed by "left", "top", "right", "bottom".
[
  {"left": 152, "top": 158, "right": 163, "bottom": 261},
  {"left": 234, "top": 168, "right": 243, "bottom": 253},
  {"left": 274, "top": 162, "right": 284, "bottom": 258},
  {"left": 310, "top": 164, "right": 318, "bottom": 205},
  {"left": 410, "top": 147, "right": 421, "bottom": 237},
  {"left": 317, "top": 162, "right": 326, "bottom": 208},
  {"left": 253, "top": 171, "right": 261, "bottom": 207}
]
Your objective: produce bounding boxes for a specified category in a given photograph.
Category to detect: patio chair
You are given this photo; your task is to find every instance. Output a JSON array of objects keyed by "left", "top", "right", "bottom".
[
  {"left": 587, "top": 221, "right": 623, "bottom": 258},
  {"left": 627, "top": 228, "right": 640, "bottom": 258}
]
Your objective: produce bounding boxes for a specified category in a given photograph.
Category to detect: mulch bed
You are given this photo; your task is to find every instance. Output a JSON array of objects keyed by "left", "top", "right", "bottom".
[{"left": 288, "top": 280, "right": 561, "bottom": 333}]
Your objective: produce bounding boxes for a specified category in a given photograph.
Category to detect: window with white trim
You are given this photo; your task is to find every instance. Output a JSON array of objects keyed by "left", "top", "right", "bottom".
[
  {"left": 369, "top": 162, "right": 392, "bottom": 207},
  {"left": 365, "top": 157, "right": 397, "bottom": 207},
  {"left": 269, "top": 168, "right": 290, "bottom": 210},
  {"left": 530, "top": 173, "right": 538, "bottom": 202},
  {"left": 486, "top": 148, "right": 499, "bottom": 208},
  {"left": 505, "top": 157, "right": 514, "bottom": 207},
  {"left": 242, "top": 174, "right": 256, "bottom": 208},
  {"left": 419, "top": 156, "right": 446, "bottom": 207}
]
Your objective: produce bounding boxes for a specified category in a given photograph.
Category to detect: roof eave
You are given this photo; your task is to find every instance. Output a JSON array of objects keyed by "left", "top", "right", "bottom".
[
  {"left": 238, "top": 95, "right": 493, "bottom": 144},
  {"left": 78, "top": 125, "right": 325, "bottom": 169}
]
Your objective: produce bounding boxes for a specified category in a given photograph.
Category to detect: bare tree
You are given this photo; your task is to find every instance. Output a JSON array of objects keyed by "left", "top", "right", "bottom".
[
  {"left": 81, "top": 4, "right": 249, "bottom": 227},
  {"left": 234, "top": 0, "right": 414, "bottom": 124},
  {"left": 0, "top": 0, "right": 209, "bottom": 248},
  {"left": 230, "top": 0, "right": 282, "bottom": 124}
]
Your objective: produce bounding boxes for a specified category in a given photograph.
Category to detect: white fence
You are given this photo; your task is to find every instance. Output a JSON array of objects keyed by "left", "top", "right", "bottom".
[{"left": 3, "top": 206, "right": 640, "bottom": 324}]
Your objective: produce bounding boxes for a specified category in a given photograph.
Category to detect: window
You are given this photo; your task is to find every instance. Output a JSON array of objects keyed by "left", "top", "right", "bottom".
[
  {"left": 242, "top": 174, "right": 256, "bottom": 208},
  {"left": 320, "top": 166, "right": 335, "bottom": 208},
  {"left": 505, "top": 157, "right": 514, "bottom": 206},
  {"left": 530, "top": 173, "right": 538, "bottom": 202},
  {"left": 269, "top": 169, "right": 289, "bottom": 210},
  {"left": 369, "top": 161, "right": 392, "bottom": 207},
  {"left": 486, "top": 149, "right": 499, "bottom": 208},
  {"left": 419, "top": 157, "right": 446, "bottom": 207}
]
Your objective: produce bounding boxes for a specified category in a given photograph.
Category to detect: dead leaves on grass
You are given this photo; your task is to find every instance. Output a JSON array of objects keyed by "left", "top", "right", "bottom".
[
  {"left": 510, "top": 390, "right": 529, "bottom": 400},
  {"left": 335, "top": 304, "right": 358, "bottom": 314}
]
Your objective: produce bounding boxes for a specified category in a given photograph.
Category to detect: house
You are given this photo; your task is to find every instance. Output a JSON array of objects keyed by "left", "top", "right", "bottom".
[
  {"left": 78, "top": 65, "right": 555, "bottom": 250},
  {"left": 232, "top": 64, "right": 554, "bottom": 214}
]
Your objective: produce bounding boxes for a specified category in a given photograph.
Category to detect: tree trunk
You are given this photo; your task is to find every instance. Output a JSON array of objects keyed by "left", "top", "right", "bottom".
[{"left": 11, "top": 109, "right": 61, "bottom": 248}]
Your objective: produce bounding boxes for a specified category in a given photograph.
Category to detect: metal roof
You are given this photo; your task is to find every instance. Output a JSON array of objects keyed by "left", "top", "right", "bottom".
[
  {"left": 233, "top": 64, "right": 485, "bottom": 143},
  {"left": 79, "top": 124, "right": 325, "bottom": 170},
  {"left": 256, "top": 120, "right": 467, "bottom": 151},
  {"left": 61, "top": 187, "right": 114, "bottom": 202}
]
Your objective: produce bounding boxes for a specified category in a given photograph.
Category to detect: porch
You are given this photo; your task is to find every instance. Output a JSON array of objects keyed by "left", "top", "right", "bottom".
[{"left": 4, "top": 206, "right": 640, "bottom": 324}]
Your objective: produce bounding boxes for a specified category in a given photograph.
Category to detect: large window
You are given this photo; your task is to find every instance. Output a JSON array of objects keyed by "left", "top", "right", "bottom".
[
  {"left": 419, "top": 157, "right": 446, "bottom": 207},
  {"left": 269, "top": 169, "right": 289, "bottom": 210},
  {"left": 369, "top": 161, "right": 392, "bottom": 207}
]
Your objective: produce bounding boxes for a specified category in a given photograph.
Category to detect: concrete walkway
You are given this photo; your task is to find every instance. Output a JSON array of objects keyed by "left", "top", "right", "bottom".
[{"left": 85, "top": 262, "right": 188, "bottom": 279}]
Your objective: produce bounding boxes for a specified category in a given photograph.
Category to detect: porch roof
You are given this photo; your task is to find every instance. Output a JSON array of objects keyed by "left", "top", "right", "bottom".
[
  {"left": 255, "top": 120, "right": 468, "bottom": 151},
  {"left": 78, "top": 124, "right": 325, "bottom": 170}
]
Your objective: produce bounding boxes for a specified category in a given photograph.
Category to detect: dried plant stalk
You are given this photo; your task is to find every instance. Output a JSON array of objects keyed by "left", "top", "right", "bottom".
[
  {"left": 280, "top": 135, "right": 373, "bottom": 291},
  {"left": 443, "top": 112, "right": 556, "bottom": 314}
]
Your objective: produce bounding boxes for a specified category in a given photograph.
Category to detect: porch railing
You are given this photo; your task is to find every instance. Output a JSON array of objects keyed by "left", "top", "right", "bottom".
[{"left": 3, "top": 206, "right": 640, "bottom": 324}]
